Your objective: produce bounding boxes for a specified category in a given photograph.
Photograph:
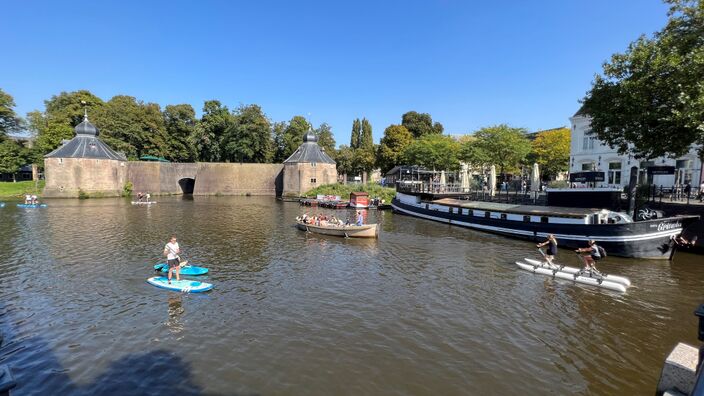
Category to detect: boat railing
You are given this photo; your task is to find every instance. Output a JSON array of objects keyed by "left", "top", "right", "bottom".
[{"left": 396, "top": 182, "right": 547, "bottom": 205}]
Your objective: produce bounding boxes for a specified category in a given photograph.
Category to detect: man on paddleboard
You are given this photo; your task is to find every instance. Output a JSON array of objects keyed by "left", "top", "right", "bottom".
[
  {"left": 536, "top": 234, "right": 558, "bottom": 268},
  {"left": 163, "top": 235, "right": 181, "bottom": 284}
]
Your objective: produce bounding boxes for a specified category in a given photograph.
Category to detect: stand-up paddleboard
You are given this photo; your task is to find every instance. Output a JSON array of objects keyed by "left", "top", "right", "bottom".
[
  {"left": 17, "top": 203, "right": 47, "bottom": 208},
  {"left": 154, "top": 263, "right": 209, "bottom": 276},
  {"left": 523, "top": 258, "right": 631, "bottom": 287},
  {"left": 131, "top": 201, "right": 157, "bottom": 205},
  {"left": 515, "top": 261, "right": 627, "bottom": 293},
  {"left": 146, "top": 276, "right": 213, "bottom": 293}
]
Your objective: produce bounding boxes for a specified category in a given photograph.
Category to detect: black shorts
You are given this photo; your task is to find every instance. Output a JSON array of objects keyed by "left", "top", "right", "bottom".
[
  {"left": 167, "top": 258, "right": 180, "bottom": 268},
  {"left": 591, "top": 254, "right": 601, "bottom": 261}
]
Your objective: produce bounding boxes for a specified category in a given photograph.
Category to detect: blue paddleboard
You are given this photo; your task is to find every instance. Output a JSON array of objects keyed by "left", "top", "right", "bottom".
[
  {"left": 17, "top": 203, "right": 47, "bottom": 208},
  {"left": 146, "top": 276, "right": 213, "bottom": 293},
  {"left": 154, "top": 263, "right": 209, "bottom": 276}
]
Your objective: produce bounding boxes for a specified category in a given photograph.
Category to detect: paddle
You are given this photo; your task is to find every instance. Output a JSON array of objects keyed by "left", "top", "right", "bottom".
[
  {"left": 536, "top": 248, "right": 559, "bottom": 271},
  {"left": 164, "top": 243, "right": 189, "bottom": 268}
]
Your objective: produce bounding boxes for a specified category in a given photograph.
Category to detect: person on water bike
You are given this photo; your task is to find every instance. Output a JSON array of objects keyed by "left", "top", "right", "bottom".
[
  {"left": 163, "top": 235, "right": 181, "bottom": 284},
  {"left": 536, "top": 234, "right": 558, "bottom": 269},
  {"left": 575, "top": 240, "right": 602, "bottom": 276}
]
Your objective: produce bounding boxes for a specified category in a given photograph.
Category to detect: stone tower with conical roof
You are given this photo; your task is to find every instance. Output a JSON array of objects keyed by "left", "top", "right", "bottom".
[
  {"left": 282, "top": 129, "right": 337, "bottom": 196},
  {"left": 43, "top": 109, "right": 128, "bottom": 197}
]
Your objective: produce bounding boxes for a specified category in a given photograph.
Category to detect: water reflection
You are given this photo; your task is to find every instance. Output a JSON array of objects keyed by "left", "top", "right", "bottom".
[{"left": 167, "top": 295, "right": 185, "bottom": 337}]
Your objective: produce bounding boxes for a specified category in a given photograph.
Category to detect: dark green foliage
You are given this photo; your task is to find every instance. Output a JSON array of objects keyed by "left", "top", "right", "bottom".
[
  {"left": 221, "top": 104, "right": 272, "bottom": 163},
  {"left": 335, "top": 145, "right": 355, "bottom": 175},
  {"left": 315, "top": 122, "right": 336, "bottom": 159},
  {"left": 402, "top": 134, "right": 460, "bottom": 171},
  {"left": 350, "top": 118, "right": 362, "bottom": 149},
  {"left": 582, "top": 0, "right": 704, "bottom": 158},
  {"left": 360, "top": 118, "right": 373, "bottom": 150},
  {"left": 163, "top": 104, "right": 197, "bottom": 162},
  {"left": 377, "top": 124, "right": 413, "bottom": 173},
  {"left": 471, "top": 124, "right": 531, "bottom": 176},
  {"left": 0, "top": 88, "right": 22, "bottom": 136},
  {"left": 276, "top": 116, "right": 310, "bottom": 162},
  {"left": 0, "top": 138, "right": 27, "bottom": 180},
  {"left": 192, "top": 100, "right": 232, "bottom": 162},
  {"left": 401, "top": 111, "right": 444, "bottom": 138}
]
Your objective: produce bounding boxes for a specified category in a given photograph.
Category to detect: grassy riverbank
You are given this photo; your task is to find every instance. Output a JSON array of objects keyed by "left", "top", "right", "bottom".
[
  {"left": 304, "top": 183, "right": 396, "bottom": 203},
  {"left": 0, "top": 180, "right": 45, "bottom": 198}
]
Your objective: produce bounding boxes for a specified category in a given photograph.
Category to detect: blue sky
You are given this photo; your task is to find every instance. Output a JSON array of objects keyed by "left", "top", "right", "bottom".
[{"left": 1, "top": 0, "right": 669, "bottom": 145}]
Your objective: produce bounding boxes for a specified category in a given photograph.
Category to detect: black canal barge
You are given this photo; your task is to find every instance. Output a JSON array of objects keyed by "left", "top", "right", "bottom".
[{"left": 391, "top": 191, "right": 699, "bottom": 259}]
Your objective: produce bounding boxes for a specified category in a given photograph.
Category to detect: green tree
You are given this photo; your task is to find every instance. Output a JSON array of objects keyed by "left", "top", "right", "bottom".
[
  {"left": 191, "top": 100, "right": 231, "bottom": 162},
  {"left": 272, "top": 121, "right": 288, "bottom": 162},
  {"left": 0, "top": 139, "right": 26, "bottom": 181},
  {"left": 314, "top": 122, "right": 336, "bottom": 159},
  {"left": 459, "top": 136, "right": 491, "bottom": 168},
  {"left": 0, "top": 88, "right": 23, "bottom": 136},
  {"left": 31, "top": 90, "right": 105, "bottom": 156},
  {"left": 335, "top": 145, "right": 356, "bottom": 179},
  {"left": 221, "top": 104, "right": 272, "bottom": 163},
  {"left": 163, "top": 104, "right": 197, "bottom": 162},
  {"left": 277, "top": 116, "right": 310, "bottom": 161},
  {"left": 377, "top": 124, "right": 413, "bottom": 173},
  {"left": 402, "top": 134, "right": 460, "bottom": 171},
  {"left": 94, "top": 95, "right": 168, "bottom": 160},
  {"left": 350, "top": 118, "right": 362, "bottom": 149},
  {"left": 531, "top": 128, "right": 571, "bottom": 179},
  {"left": 401, "top": 111, "right": 444, "bottom": 138},
  {"left": 360, "top": 118, "right": 373, "bottom": 150},
  {"left": 473, "top": 124, "right": 531, "bottom": 177},
  {"left": 582, "top": 0, "right": 704, "bottom": 158}
]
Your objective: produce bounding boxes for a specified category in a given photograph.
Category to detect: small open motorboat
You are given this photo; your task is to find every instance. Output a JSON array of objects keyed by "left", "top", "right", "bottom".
[{"left": 296, "top": 221, "right": 379, "bottom": 238}]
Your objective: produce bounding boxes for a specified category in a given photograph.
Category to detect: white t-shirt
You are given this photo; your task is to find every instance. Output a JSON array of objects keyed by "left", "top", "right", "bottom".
[{"left": 165, "top": 242, "right": 180, "bottom": 260}]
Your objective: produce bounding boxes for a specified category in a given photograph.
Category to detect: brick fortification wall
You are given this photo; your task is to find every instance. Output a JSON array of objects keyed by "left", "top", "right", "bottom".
[
  {"left": 193, "top": 163, "right": 283, "bottom": 196},
  {"left": 283, "top": 163, "right": 337, "bottom": 197},
  {"left": 45, "top": 160, "right": 292, "bottom": 197},
  {"left": 43, "top": 157, "right": 126, "bottom": 198}
]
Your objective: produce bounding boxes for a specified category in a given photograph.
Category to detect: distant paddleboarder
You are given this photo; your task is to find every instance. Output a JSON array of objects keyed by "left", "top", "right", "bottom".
[{"left": 163, "top": 235, "right": 181, "bottom": 284}]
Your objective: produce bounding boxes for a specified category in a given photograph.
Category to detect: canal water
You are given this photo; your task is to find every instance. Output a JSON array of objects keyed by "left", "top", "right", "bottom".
[{"left": 0, "top": 197, "right": 702, "bottom": 395}]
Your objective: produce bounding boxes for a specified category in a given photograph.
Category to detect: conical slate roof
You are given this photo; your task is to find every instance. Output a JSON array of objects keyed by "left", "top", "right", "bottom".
[
  {"left": 283, "top": 130, "right": 335, "bottom": 164},
  {"left": 45, "top": 113, "right": 126, "bottom": 160}
]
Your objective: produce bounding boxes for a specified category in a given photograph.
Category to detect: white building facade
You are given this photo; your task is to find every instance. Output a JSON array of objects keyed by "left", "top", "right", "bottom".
[{"left": 569, "top": 108, "right": 703, "bottom": 189}]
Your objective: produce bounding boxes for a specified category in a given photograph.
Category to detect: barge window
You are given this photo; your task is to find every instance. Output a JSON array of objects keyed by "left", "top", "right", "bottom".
[
  {"left": 523, "top": 215, "right": 531, "bottom": 222},
  {"left": 425, "top": 204, "right": 429, "bottom": 210},
  {"left": 484, "top": 211, "right": 491, "bottom": 219},
  {"left": 540, "top": 216, "right": 549, "bottom": 223},
  {"left": 500, "top": 213, "right": 507, "bottom": 220},
  {"left": 467, "top": 209, "right": 473, "bottom": 216},
  {"left": 448, "top": 207, "right": 453, "bottom": 214}
]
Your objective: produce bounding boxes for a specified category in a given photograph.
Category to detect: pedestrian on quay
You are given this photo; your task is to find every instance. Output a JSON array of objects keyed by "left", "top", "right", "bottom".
[{"left": 684, "top": 182, "right": 691, "bottom": 200}]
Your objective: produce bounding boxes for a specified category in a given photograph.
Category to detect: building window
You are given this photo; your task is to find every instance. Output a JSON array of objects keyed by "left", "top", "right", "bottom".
[
  {"left": 311, "top": 162, "right": 316, "bottom": 167},
  {"left": 310, "top": 178, "right": 316, "bottom": 183},
  {"left": 676, "top": 159, "right": 693, "bottom": 184},
  {"left": 581, "top": 163, "right": 595, "bottom": 171},
  {"left": 608, "top": 162, "right": 622, "bottom": 185}
]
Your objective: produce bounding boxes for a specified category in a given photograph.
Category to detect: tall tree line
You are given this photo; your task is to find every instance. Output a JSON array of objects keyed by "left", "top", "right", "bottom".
[{"left": 3, "top": 89, "right": 337, "bottom": 167}]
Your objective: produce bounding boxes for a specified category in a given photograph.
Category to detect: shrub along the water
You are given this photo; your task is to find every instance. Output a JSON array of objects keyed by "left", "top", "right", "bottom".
[{"left": 304, "top": 183, "right": 396, "bottom": 204}]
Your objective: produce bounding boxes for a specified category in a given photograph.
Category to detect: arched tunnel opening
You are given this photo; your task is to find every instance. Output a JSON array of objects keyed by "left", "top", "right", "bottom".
[{"left": 178, "top": 178, "right": 195, "bottom": 194}]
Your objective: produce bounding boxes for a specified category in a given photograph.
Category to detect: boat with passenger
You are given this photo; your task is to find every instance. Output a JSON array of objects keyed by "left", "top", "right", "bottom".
[
  {"left": 296, "top": 220, "right": 379, "bottom": 238},
  {"left": 391, "top": 191, "right": 698, "bottom": 259}
]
